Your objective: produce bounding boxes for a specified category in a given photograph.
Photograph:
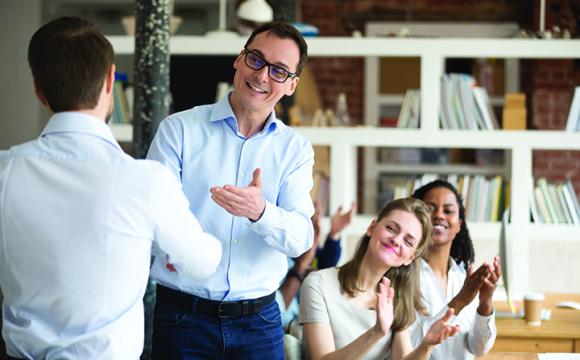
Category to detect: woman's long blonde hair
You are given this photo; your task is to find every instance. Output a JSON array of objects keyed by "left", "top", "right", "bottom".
[{"left": 338, "top": 197, "right": 432, "bottom": 332}]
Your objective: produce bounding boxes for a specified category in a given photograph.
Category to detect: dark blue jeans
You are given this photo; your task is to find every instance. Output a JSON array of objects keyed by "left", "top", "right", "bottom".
[{"left": 151, "top": 298, "right": 284, "bottom": 360}]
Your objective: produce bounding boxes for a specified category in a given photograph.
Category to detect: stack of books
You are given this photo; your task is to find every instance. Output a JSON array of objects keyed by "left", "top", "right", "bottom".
[
  {"left": 530, "top": 178, "right": 580, "bottom": 224},
  {"left": 378, "top": 173, "right": 508, "bottom": 222},
  {"left": 440, "top": 73, "right": 499, "bottom": 130},
  {"left": 109, "top": 73, "right": 133, "bottom": 125}
]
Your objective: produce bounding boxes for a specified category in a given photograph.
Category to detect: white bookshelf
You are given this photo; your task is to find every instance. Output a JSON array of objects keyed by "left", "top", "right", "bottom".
[
  {"left": 109, "top": 123, "right": 132, "bottom": 142},
  {"left": 109, "top": 35, "right": 580, "bottom": 294}
]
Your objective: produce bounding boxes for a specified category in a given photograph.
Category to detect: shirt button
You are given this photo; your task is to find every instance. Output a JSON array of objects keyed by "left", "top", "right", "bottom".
[
  {"left": 240, "top": 172, "right": 246, "bottom": 177},
  {"left": 233, "top": 240, "right": 239, "bottom": 245}
]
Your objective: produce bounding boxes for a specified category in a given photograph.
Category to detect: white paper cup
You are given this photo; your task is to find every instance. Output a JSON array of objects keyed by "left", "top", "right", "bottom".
[{"left": 523, "top": 292, "right": 544, "bottom": 326}]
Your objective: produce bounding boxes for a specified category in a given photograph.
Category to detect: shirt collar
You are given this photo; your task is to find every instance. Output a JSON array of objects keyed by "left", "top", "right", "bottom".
[
  {"left": 448, "top": 258, "right": 462, "bottom": 273},
  {"left": 210, "top": 92, "right": 281, "bottom": 136},
  {"left": 420, "top": 257, "right": 463, "bottom": 274},
  {"left": 41, "top": 112, "right": 122, "bottom": 151}
]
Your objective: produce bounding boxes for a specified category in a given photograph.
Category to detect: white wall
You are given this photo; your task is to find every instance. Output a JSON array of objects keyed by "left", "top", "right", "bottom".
[{"left": 0, "top": 0, "right": 43, "bottom": 150}]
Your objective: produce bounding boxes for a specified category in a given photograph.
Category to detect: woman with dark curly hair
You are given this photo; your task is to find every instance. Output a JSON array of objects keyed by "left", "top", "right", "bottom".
[{"left": 411, "top": 179, "right": 501, "bottom": 359}]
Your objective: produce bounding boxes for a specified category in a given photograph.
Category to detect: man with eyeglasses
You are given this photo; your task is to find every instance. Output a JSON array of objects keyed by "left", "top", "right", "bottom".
[{"left": 147, "top": 22, "right": 314, "bottom": 359}]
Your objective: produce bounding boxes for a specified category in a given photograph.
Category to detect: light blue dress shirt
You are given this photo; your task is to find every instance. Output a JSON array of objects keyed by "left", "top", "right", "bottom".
[
  {"left": 148, "top": 93, "right": 315, "bottom": 301},
  {"left": 0, "top": 112, "right": 221, "bottom": 359}
]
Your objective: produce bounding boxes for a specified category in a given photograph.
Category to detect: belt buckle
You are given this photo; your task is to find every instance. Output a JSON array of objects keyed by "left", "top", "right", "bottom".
[{"left": 218, "top": 302, "right": 233, "bottom": 319}]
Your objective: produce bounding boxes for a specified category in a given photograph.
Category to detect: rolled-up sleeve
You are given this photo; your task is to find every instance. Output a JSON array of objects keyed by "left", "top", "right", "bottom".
[{"left": 466, "top": 310, "right": 496, "bottom": 356}]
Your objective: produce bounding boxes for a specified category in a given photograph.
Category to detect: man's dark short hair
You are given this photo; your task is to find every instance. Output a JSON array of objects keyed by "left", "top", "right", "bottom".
[
  {"left": 244, "top": 21, "right": 308, "bottom": 76},
  {"left": 28, "top": 16, "right": 114, "bottom": 112}
]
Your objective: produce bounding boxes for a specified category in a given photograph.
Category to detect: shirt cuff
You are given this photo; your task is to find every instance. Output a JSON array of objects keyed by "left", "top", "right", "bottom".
[
  {"left": 247, "top": 199, "right": 277, "bottom": 236},
  {"left": 474, "top": 309, "right": 496, "bottom": 333}
]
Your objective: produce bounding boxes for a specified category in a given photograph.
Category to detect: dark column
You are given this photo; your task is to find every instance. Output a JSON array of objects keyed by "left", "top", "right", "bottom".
[
  {"left": 132, "top": 0, "right": 172, "bottom": 159},
  {"left": 268, "top": 0, "right": 296, "bottom": 125},
  {"left": 269, "top": 0, "right": 296, "bottom": 22},
  {"left": 132, "top": 2, "right": 172, "bottom": 359}
]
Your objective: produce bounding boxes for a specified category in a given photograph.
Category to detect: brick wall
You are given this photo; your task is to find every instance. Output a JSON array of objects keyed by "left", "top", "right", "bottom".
[
  {"left": 527, "top": 0, "right": 580, "bottom": 196},
  {"left": 300, "top": 0, "right": 580, "bottom": 202}
]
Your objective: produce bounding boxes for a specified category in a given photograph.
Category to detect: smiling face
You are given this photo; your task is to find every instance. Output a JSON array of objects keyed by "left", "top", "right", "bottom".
[
  {"left": 230, "top": 31, "right": 299, "bottom": 119},
  {"left": 366, "top": 209, "right": 423, "bottom": 268},
  {"left": 422, "top": 187, "right": 462, "bottom": 247}
]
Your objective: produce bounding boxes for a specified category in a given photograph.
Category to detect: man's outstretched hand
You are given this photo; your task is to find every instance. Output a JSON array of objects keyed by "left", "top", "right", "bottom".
[{"left": 210, "top": 168, "right": 266, "bottom": 221}]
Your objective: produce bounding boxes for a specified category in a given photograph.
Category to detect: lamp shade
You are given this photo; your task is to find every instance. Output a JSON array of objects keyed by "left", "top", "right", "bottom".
[{"left": 237, "top": 0, "right": 273, "bottom": 23}]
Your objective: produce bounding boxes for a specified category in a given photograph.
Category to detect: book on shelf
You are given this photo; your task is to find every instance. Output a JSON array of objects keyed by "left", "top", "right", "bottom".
[
  {"left": 397, "top": 89, "right": 420, "bottom": 129},
  {"left": 565, "top": 86, "right": 580, "bottom": 132},
  {"left": 529, "top": 178, "right": 543, "bottom": 224},
  {"left": 489, "top": 175, "right": 504, "bottom": 222},
  {"left": 456, "top": 74, "right": 480, "bottom": 130},
  {"left": 465, "top": 175, "right": 481, "bottom": 221},
  {"left": 531, "top": 178, "right": 580, "bottom": 225},
  {"left": 547, "top": 183, "right": 567, "bottom": 223},
  {"left": 502, "top": 93, "right": 526, "bottom": 130},
  {"left": 458, "top": 174, "right": 471, "bottom": 207},
  {"left": 536, "top": 178, "right": 558, "bottom": 223},
  {"left": 556, "top": 183, "right": 574, "bottom": 224},
  {"left": 533, "top": 186, "right": 550, "bottom": 224},
  {"left": 440, "top": 73, "right": 499, "bottom": 130},
  {"left": 472, "top": 86, "right": 499, "bottom": 130},
  {"left": 110, "top": 76, "right": 132, "bottom": 125},
  {"left": 562, "top": 180, "right": 580, "bottom": 225},
  {"left": 378, "top": 173, "right": 507, "bottom": 222}
]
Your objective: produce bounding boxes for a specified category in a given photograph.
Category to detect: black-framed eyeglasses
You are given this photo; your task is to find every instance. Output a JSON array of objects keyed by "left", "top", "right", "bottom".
[{"left": 242, "top": 48, "right": 297, "bottom": 83}]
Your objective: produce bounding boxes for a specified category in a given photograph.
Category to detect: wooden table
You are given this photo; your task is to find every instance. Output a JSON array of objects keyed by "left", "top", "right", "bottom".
[
  {"left": 492, "top": 293, "right": 580, "bottom": 353},
  {"left": 479, "top": 352, "right": 537, "bottom": 360}
]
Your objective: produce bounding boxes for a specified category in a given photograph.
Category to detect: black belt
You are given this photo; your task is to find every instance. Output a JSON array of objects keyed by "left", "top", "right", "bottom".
[{"left": 156, "top": 285, "right": 275, "bottom": 319}]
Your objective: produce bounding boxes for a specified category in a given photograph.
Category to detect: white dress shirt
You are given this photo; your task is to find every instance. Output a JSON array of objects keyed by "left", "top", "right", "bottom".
[
  {"left": 411, "top": 258, "right": 496, "bottom": 359},
  {"left": 0, "top": 112, "right": 221, "bottom": 359}
]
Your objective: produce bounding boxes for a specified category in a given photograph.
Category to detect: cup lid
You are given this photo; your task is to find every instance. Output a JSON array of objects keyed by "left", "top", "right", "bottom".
[{"left": 524, "top": 292, "right": 545, "bottom": 301}]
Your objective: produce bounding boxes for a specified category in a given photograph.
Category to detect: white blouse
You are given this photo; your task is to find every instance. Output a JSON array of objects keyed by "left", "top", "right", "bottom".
[{"left": 410, "top": 258, "right": 496, "bottom": 360}]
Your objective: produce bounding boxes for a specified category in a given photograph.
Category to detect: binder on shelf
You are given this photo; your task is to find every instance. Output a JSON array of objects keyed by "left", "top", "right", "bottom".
[{"left": 565, "top": 86, "right": 580, "bottom": 132}]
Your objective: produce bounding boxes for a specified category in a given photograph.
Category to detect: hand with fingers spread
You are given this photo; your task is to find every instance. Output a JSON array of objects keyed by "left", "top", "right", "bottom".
[
  {"left": 448, "top": 263, "right": 489, "bottom": 314},
  {"left": 210, "top": 168, "right": 266, "bottom": 221},
  {"left": 422, "top": 308, "right": 460, "bottom": 346},
  {"left": 478, "top": 256, "right": 501, "bottom": 315},
  {"left": 329, "top": 202, "right": 357, "bottom": 239},
  {"left": 373, "top": 277, "right": 395, "bottom": 336}
]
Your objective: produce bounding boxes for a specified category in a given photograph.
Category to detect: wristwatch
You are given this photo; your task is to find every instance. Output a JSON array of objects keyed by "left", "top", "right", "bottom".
[{"left": 287, "top": 268, "right": 306, "bottom": 282}]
